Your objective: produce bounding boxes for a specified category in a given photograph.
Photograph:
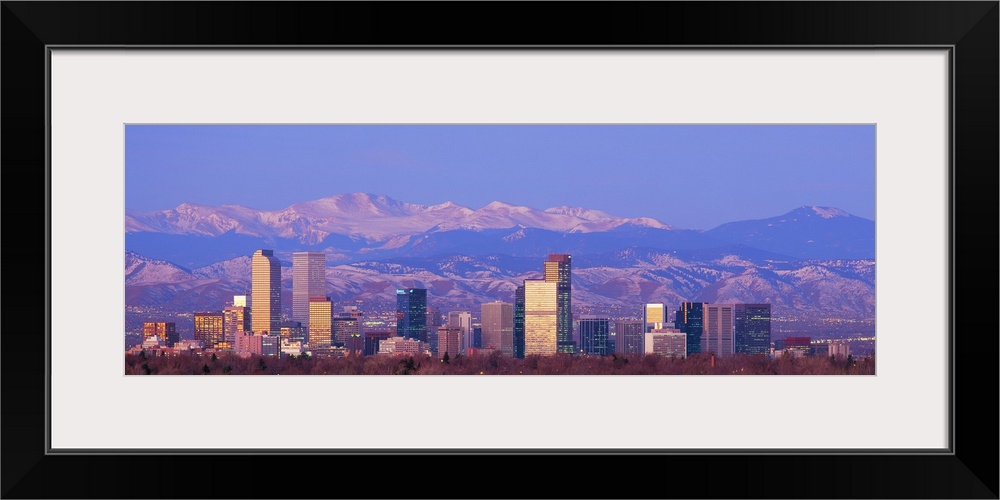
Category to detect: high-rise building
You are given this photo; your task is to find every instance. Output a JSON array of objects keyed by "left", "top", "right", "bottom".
[
  {"left": 579, "top": 316, "right": 611, "bottom": 356},
  {"left": 396, "top": 289, "right": 427, "bottom": 342},
  {"left": 676, "top": 302, "right": 704, "bottom": 356},
  {"left": 734, "top": 303, "right": 771, "bottom": 356},
  {"left": 643, "top": 303, "right": 669, "bottom": 332},
  {"left": 142, "top": 322, "right": 177, "bottom": 347},
  {"left": 448, "top": 311, "right": 472, "bottom": 354},
  {"left": 513, "top": 285, "right": 526, "bottom": 359},
  {"left": 193, "top": 312, "right": 225, "bottom": 348},
  {"left": 251, "top": 249, "right": 282, "bottom": 335},
  {"left": 308, "top": 297, "right": 333, "bottom": 348},
  {"left": 702, "top": 304, "right": 735, "bottom": 357},
  {"left": 472, "top": 326, "right": 482, "bottom": 349},
  {"left": 614, "top": 320, "right": 645, "bottom": 355},
  {"left": 544, "top": 254, "right": 574, "bottom": 354},
  {"left": 481, "top": 301, "right": 513, "bottom": 356},
  {"left": 523, "top": 279, "right": 558, "bottom": 356},
  {"left": 426, "top": 305, "right": 442, "bottom": 330},
  {"left": 223, "top": 296, "right": 251, "bottom": 347},
  {"left": 292, "top": 252, "right": 326, "bottom": 328},
  {"left": 437, "top": 326, "right": 462, "bottom": 359}
]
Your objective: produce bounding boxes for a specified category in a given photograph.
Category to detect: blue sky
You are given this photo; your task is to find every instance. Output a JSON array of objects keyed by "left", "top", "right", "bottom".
[{"left": 125, "top": 124, "right": 875, "bottom": 230}]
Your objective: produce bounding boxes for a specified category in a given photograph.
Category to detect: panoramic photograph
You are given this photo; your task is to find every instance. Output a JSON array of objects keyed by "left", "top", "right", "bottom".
[{"left": 124, "top": 124, "right": 875, "bottom": 375}]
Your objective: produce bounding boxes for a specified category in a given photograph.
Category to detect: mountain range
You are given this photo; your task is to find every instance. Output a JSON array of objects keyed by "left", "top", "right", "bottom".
[
  {"left": 124, "top": 194, "right": 875, "bottom": 322},
  {"left": 126, "top": 193, "right": 875, "bottom": 268}
]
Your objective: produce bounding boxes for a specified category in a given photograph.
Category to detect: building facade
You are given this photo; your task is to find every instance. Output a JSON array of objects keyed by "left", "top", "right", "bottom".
[
  {"left": 142, "top": 322, "right": 178, "bottom": 347},
  {"left": 364, "top": 331, "right": 394, "bottom": 356},
  {"left": 643, "top": 303, "right": 669, "bottom": 332},
  {"left": 308, "top": 297, "right": 333, "bottom": 348},
  {"left": 437, "top": 326, "right": 462, "bottom": 359},
  {"left": 481, "top": 301, "right": 513, "bottom": 356},
  {"left": 702, "top": 304, "right": 735, "bottom": 357},
  {"left": 734, "top": 303, "right": 771, "bottom": 356},
  {"left": 513, "top": 285, "right": 526, "bottom": 358},
  {"left": 578, "top": 316, "right": 611, "bottom": 356},
  {"left": 544, "top": 254, "right": 574, "bottom": 354},
  {"left": 614, "top": 320, "right": 645, "bottom": 355},
  {"left": 646, "top": 328, "right": 686, "bottom": 358},
  {"left": 193, "top": 312, "right": 225, "bottom": 348},
  {"left": 523, "top": 279, "right": 558, "bottom": 356},
  {"left": 292, "top": 251, "right": 326, "bottom": 328},
  {"left": 676, "top": 302, "right": 704, "bottom": 356},
  {"left": 223, "top": 301, "right": 251, "bottom": 347},
  {"left": 396, "top": 288, "right": 427, "bottom": 342},
  {"left": 448, "top": 311, "right": 472, "bottom": 354},
  {"left": 251, "top": 249, "right": 282, "bottom": 335}
]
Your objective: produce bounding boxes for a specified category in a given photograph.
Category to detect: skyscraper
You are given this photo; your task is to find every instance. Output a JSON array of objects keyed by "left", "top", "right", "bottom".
[
  {"left": 396, "top": 288, "right": 427, "bottom": 342},
  {"left": 223, "top": 296, "right": 251, "bottom": 347},
  {"left": 702, "top": 304, "right": 735, "bottom": 357},
  {"left": 735, "top": 303, "right": 771, "bottom": 356},
  {"left": 193, "top": 312, "right": 225, "bottom": 348},
  {"left": 614, "top": 320, "right": 645, "bottom": 355},
  {"left": 481, "top": 301, "right": 514, "bottom": 356},
  {"left": 544, "top": 254, "right": 574, "bottom": 354},
  {"left": 292, "top": 252, "right": 326, "bottom": 328},
  {"left": 251, "top": 249, "right": 281, "bottom": 335},
  {"left": 676, "top": 302, "right": 704, "bottom": 356},
  {"left": 448, "top": 311, "right": 472, "bottom": 354},
  {"left": 513, "top": 285, "right": 526, "bottom": 359},
  {"left": 523, "top": 279, "right": 558, "bottom": 356},
  {"left": 579, "top": 316, "right": 611, "bottom": 356},
  {"left": 643, "top": 303, "right": 668, "bottom": 332},
  {"left": 308, "top": 297, "right": 333, "bottom": 347}
]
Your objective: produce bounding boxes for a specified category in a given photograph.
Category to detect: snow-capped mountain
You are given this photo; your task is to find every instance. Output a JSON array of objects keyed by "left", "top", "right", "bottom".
[
  {"left": 125, "top": 195, "right": 874, "bottom": 270},
  {"left": 125, "top": 192, "right": 674, "bottom": 242}
]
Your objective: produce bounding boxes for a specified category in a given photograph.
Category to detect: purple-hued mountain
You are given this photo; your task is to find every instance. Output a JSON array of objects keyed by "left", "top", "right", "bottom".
[
  {"left": 125, "top": 192, "right": 673, "bottom": 242},
  {"left": 125, "top": 193, "right": 874, "bottom": 269},
  {"left": 124, "top": 194, "right": 875, "bottom": 323},
  {"left": 124, "top": 249, "right": 875, "bottom": 321}
]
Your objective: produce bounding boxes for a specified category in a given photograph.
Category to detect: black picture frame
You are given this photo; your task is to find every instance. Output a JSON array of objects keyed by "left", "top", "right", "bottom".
[{"left": 2, "top": 2, "right": 996, "bottom": 498}]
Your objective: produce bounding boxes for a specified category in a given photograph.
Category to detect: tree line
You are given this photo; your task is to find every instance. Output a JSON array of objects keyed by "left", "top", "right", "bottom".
[{"left": 125, "top": 350, "right": 874, "bottom": 376}]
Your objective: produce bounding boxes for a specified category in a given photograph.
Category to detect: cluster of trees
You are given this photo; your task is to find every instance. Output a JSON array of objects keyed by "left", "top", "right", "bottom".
[{"left": 125, "top": 350, "right": 874, "bottom": 376}]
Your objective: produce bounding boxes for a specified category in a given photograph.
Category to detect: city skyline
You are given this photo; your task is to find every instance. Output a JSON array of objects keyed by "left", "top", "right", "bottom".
[{"left": 125, "top": 124, "right": 875, "bottom": 230}]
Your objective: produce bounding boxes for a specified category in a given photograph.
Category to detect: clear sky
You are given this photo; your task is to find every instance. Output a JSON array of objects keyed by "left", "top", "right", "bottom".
[{"left": 125, "top": 124, "right": 875, "bottom": 230}]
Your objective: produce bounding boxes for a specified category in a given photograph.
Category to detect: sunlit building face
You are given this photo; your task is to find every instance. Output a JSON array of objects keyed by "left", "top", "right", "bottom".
[
  {"left": 523, "top": 279, "right": 557, "bottom": 356},
  {"left": 251, "top": 249, "right": 281, "bottom": 335},
  {"left": 194, "top": 312, "right": 225, "bottom": 348},
  {"left": 308, "top": 297, "right": 333, "bottom": 347},
  {"left": 643, "top": 303, "right": 667, "bottom": 332}
]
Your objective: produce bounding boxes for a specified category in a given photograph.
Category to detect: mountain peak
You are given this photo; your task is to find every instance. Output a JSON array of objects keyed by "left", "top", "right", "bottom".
[{"left": 803, "top": 206, "right": 850, "bottom": 219}]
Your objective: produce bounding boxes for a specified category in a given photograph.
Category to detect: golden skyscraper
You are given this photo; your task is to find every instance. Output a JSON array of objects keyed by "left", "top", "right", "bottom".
[
  {"left": 251, "top": 249, "right": 281, "bottom": 334},
  {"left": 523, "top": 279, "right": 557, "bottom": 356},
  {"left": 308, "top": 297, "right": 333, "bottom": 347}
]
